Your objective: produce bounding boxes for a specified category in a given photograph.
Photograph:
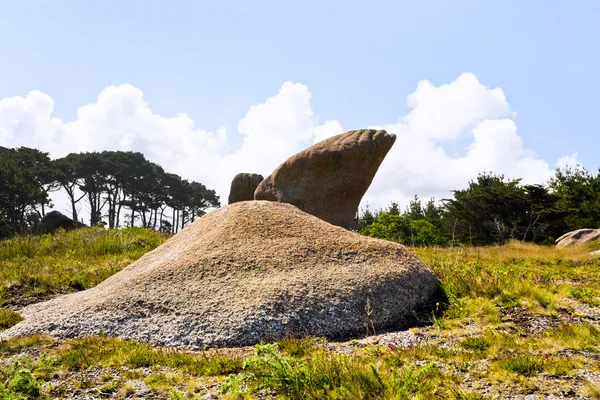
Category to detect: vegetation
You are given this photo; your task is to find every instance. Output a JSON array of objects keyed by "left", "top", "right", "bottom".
[
  {"left": 359, "top": 168, "right": 600, "bottom": 246},
  {"left": 0, "top": 146, "right": 220, "bottom": 239},
  {"left": 1, "top": 229, "right": 599, "bottom": 398},
  {"left": 0, "top": 310, "right": 23, "bottom": 330},
  {"left": 0, "top": 227, "right": 168, "bottom": 306}
]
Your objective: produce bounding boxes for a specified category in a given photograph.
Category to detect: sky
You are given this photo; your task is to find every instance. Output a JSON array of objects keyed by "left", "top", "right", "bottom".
[{"left": 1, "top": 0, "right": 599, "bottom": 215}]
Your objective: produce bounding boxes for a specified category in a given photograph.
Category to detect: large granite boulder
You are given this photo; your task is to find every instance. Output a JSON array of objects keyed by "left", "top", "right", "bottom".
[
  {"left": 39, "top": 211, "right": 87, "bottom": 235},
  {"left": 228, "top": 173, "right": 264, "bottom": 204},
  {"left": 555, "top": 229, "right": 600, "bottom": 249},
  {"left": 2, "top": 201, "right": 441, "bottom": 349},
  {"left": 255, "top": 129, "right": 396, "bottom": 230}
]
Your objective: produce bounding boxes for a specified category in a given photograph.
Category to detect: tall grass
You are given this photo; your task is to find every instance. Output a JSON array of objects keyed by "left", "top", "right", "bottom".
[
  {"left": 0, "top": 227, "right": 167, "bottom": 304},
  {"left": 414, "top": 240, "right": 600, "bottom": 322},
  {"left": 222, "top": 342, "right": 439, "bottom": 399},
  {"left": 0, "top": 226, "right": 166, "bottom": 259},
  {"left": 55, "top": 336, "right": 244, "bottom": 376}
]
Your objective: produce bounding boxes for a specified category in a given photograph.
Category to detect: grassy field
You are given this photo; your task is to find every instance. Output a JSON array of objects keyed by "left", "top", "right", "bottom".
[
  {"left": 0, "top": 227, "right": 167, "bottom": 307},
  {"left": 1, "top": 228, "right": 600, "bottom": 399}
]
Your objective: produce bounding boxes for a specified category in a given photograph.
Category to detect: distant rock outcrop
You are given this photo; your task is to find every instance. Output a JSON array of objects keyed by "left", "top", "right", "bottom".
[
  {"left": 39, "top": 211, "right": 87, "bottom": 235},
  {"left": 555, "top": 229, "right": 600, "bottom": 249},
  {"left": 255, "top": 129, "right": 396, "bottom": 230},
  {"left": 3, "top": 201, "right": 441, "bottom": 349},
  {"left": 228, "top": 173, "right": 264, "bottom": 204}
]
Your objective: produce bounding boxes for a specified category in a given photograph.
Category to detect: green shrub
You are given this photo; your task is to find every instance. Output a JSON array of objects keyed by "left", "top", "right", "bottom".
[{"left": 0, "top": 367, "right": 47, "bottom": 399}]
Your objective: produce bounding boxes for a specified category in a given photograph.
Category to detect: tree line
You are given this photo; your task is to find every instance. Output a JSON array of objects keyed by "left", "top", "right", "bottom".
[
  {"left": 359, "top": 167, "right": 600, "bottom": 246},
  {"left": 0, "top": 146, "right": 220, "bottom": 239},
  {"left": 3, "top": 144, "right": 598, "bottom": 246}
]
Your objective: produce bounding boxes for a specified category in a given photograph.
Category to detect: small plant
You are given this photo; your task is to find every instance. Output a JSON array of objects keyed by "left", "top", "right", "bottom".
[
  {"left": 496, "top": 354, "right": 544, "bottom": 376},
  {"left": 276, "top": 336, "right": 320, "bottom": 357},
  {"left": 584, "top": 381, "right": 600, "bottom": 398},
  {"left": 0, "top": 309, "right": 23, "bottom": 330},
  {"left": 98, "top": 381, "right": 118, "bottom": 394},
  {"left": 570, "top": 286, "right": 600, "bottom": 306},
  {"left": 168, "top": 388, "right": 187, "bottom": 400},
  {"left": 460, "top": 336, "right": 490, "bottom": 352}
]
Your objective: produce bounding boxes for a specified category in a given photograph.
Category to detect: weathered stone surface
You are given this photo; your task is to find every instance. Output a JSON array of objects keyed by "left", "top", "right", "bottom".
[
  {"left": 228, "top": 173, "right": 264, "bottom": 204},
  {"left": 555, "top": 229, "right": 600, "bottom": 249},
  {"left": 39, "top": 211, "right": 87, "bottom": 235},
  {"left": 254, "top": 129, "right": 396, "bottom": 230},
  {"left": 2, "top": 201, "right": 441, "bottom": 349}
]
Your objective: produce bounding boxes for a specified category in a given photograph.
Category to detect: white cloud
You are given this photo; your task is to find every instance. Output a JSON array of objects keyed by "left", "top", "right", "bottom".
[
  {"left": 363, "top": 73, "right": 555, "bottom": 209},
  {"left": 0, "top": 90, "right": 62, "bottom": 148},
  {"left": 555, "top": 152, "right": 581, "bottom": 170},
  {"left": 0, "top": 73, "right": 573, "bottom": 218},
  {"left": 402, "top": 73, "right": 511, "bottom": 141},
  {"left": 313, "top": 120, "right": 344, "bottom": 143}
]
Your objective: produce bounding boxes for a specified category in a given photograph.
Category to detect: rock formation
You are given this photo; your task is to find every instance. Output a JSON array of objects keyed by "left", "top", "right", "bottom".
[
  {"left": 2, "top": 201, "right": 441, "bottom": 349},
  {"left": 39, "top": 211, "right": 87, "bottom": 235},
  {"left": 254, "top": 129, "right": 396, "bottom": 230},
  {"left": 555, "top": 228, "right": 600, "bottom": 249},
  {"left": 228, "top": 173, "right": 264, "bottom": 204}
]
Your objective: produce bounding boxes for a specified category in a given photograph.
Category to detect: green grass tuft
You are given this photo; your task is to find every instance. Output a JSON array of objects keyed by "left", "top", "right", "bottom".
[{"left": 0, "top": 309, "right": 23, "bottom": 330}]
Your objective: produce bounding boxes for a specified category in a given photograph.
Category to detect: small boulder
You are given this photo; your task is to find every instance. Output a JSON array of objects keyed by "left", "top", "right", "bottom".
[
  {"left": 39, "top": 211, "right": 87, "bottom": 235},
  {"left": 555, "top": 229, "right": 600, "bottom": 249},
  {"left": 255, "top": 129, "right": 396, "bottom": 230},
  {"left": 228, "top": 173, "right": 264, "bottom": 204}
]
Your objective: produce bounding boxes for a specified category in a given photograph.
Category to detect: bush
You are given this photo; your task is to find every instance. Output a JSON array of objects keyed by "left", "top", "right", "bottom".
[
  {"left": 0, "top": 367, "right": 47, "bottom": 399},
  {"left": 361, "top": 212, "right": 446, "bottom": 246}
]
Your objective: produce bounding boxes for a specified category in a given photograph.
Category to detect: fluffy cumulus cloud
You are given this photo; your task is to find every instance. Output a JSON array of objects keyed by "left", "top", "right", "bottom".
[
  {"left": 0, "top": 73, "right": 575, "bottom": 214},
  {"left": 363, "top": 73, "right": 565, "bottom": 208}
]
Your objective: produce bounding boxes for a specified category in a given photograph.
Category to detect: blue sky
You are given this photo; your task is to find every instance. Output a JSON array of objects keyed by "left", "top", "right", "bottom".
[{"left": 1, "top": 0, "right": 599, "bottom": 209}]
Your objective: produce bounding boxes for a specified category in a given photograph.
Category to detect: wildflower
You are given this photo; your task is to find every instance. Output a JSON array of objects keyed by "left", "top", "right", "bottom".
[
  {"left": 388, "top": 343, "right": 394, "bottom": 351},
  {"left": 306, "top": 357, "right": 311, "bottom": 361},
  {"left": 389, "top": 368, "right": 393, "bottom": 373}
]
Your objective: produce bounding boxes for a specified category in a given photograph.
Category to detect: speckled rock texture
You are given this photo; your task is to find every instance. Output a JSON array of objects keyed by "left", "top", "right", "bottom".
[
  {"left": 227, "top": 173, "right": 264, "bottom": 204},
  {"left": 254, "top": 129, "right": 396, "bottom": 230},
  {"left": 555, "top": 228, "right": 600, "bottom": 249},
  {"left": 2, "top": 201, "right": 440, "bottom": 349}
]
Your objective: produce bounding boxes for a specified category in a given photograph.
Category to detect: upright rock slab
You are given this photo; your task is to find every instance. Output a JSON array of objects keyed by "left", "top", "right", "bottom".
[
  {"left": 255, "top": 129, "right": 396, "bottom": 230},
  {"left": 2, "top": 201, "right": 441, "bottom": 349},
  {"left": 228, "top": 173, "right": 264, "bottom": 204}
]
